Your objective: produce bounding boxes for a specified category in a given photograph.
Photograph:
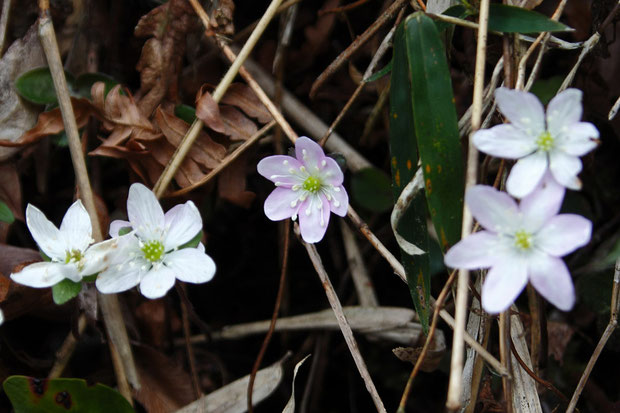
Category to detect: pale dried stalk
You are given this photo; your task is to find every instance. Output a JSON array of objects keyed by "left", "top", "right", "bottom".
[
  {"left": 0, "top": 0, "right": 11, "bottom": 56},
  {"left": 566, "top": 259, "right": 620, "bottom": 413},
  {"left": 154, "top": 0, "right": 285, "bottom": 198},
  {"left": 499, "top": 312, "right": 514, "bottom": 413},
  {"left": 38, "top": 11, "right": 139, "bottom": 400},
  {"left": 48, "top": 314, "right": 87, "bottom": 379},
  {"left": 446, "top": 0, "right": 489, "bottom": 408},
  {"left": 340, "top": 221, "right": 379, "bottom": 307},
  {"left": 303, "top": 241, "right": 386, "bottom": 413}
]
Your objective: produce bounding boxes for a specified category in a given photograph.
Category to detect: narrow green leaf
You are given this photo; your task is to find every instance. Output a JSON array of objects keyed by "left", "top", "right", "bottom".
[
  {"left": 433, "top": 4, "right": 468, "bottom": 32},
  {"left": 487, "top": 4, "right": 571, "bottom": 33},
  {"left": 364, "top": 61, "right": 392, "bottom": 83},
  {"left": 389, "top": 21, "right": 431, "bottom": 333},
  {"left": 175, "top": 104, "right": 197, "bottom": 124},
  {"left": 73, "top": 72, "right": 119, "bottom": 99},
  {"left": 178, "top": 231, "right": 203, "bottom": 249},
  {"left": 15, "top": 67, "right": 75, "bottom": 105},
  {"left": 0, "top": 201, "right": 14, "bottom": 223},
  {"left": 351, "top": 168, "right": 393, "bottom": 212},
  {"left": 405, "top": 12, "right": 464, "bottom": 252},
  {"left": 52, "top": 279, "right": 82, "bottom": 305},
  {"left": 3, "top": 376, "right": 135, "bottom": 413}
]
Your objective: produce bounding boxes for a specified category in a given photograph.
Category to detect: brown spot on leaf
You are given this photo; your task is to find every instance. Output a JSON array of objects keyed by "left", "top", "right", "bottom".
[
  {"left": 28, "top": 377, "right": 47, "bottom": 397},
  {"left": 425, "top": 164, "right": 431, "bottom": 174},
  {"left": 425, "top": 178, "right": 432, "bottom": 194},
  {"left": 55, "top": 391, "right": 72, "bottom": 409},
  {"left": 437, "top": 164, "right": 442, "bottom": 174},
  {"left": 394, "top": 170, "right": 400, "bottom": 187},
  {"left": 406, "top": 159, "right": 412, "bottom": 170}
]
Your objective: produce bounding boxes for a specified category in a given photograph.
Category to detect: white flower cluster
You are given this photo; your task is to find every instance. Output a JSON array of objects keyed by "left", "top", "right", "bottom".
[{"left": 10, "top": 183, "right": 216, "bottom": 299}]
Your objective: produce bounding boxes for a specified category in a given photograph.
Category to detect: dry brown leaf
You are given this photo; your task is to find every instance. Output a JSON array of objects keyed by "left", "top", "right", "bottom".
[
  {"left": 217, "top": 152, "right": 255, "bottom": 208},
  {"left": 0, "top": 162, "right": 23, "bottom": 221},
  {"left": 149, "top": 138, "right": 205, "bottom": 188},
  {"left": 220, "top": 106, "right": 258, "bottom": 141},
  {"left": 0, "top": 23, "right": 47, "bottom": 160},
  {"left": 547, "top": 320, "right": 575, "bottom": 366},
  {"left": 209, "top": 0, "right": 235, "bottom": 36},
  {"left": 220, "top": 83, "right": 272, "bottom": 124},
  {"left": 195, "top": 86, "right": 227, "bottom": 134}
]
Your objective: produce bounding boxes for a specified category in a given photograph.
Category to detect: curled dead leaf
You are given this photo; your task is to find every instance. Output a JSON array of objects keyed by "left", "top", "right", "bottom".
[
  {"left": 220, "top": 83, "right": 272, "bottom": 124},
  {"left": 196, "top": 86, "right": 227, "bottom": 134},
  {"left": 220, "top": 106, "right": 258, "bottom": 141}
]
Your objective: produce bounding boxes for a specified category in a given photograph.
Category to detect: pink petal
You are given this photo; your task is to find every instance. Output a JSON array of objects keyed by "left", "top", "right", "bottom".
[
  {"left": 164, "top": 201, "right": 203, "bottom": 250},
  {"left": 264, "top": 187, "right": 302, "bottom": 221},
  {"left": 546, "top": 89, "right": 582, "bottom": 136},
  {"left": 320, "top": 157, "right": 344, "bottom": 186},
  {"left": 481, "top": 257, "right": 528, "bottom": 314},
  {"left": 519, "top": 173, "right": 565, "bottom": 233},
  {"left": 528, "top": 253, "right": 575, "bottom": 311},
  {"left": 328, "top": 185, "right": 348, "bottom": 216},
  {"left": 140, "top": 266, "right": 176, "bottom": 299},
  {"left": 549, "top": 151, "right": 582, "bottom": 190},
  {"left": 506, "top": 151, "right": 548, "bottom": 198},
  {"left": 466, "top": 186, "right": 519, "bottom": 233},
  {"left": 11, "top": 262, "right": 66, "bottom": 288},
  {"left": 536, "top": 214, "right": 591, "bottom": 257},
  {"left": 444, "top": 231, "right": 502, "bottom": 269},
  {"left": 295, "top": 137, "right": 326, "bottom": 172},
  {"left": 298, "top": 193, "right": 331, "bottom": 243},
  {"left": 556, "top": 122, "right": 599, "bottom": 156},
  {"left": 26, "top": 204, "right": 65, "bottom": 260},
  {"left": 127, "top": 183, "right": 165, "bottom": 240},
  {"left": 257, "top": 155, "right": 304, "bottom": 186},
  {"left": 494, "top": 88, "right": 545, "bottom": 136},
  {"left": 472, "top": 124, "right": 537, "bottom": 158},
  {"left": 165, "top": 248, "right": 216, "bottom": 284},
  {"left": 59, "top": 200, "right": 92, "bottom": 252}
]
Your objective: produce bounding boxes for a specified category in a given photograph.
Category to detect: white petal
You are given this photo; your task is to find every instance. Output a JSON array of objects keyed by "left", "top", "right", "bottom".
[
  {"left": 546, "top": 88, "right": 582, "bottom": 136},
  {"left": 127, "top": 183, "right": 165, "bottom": 240},
  {"left": 109, "top": 220, "right": 131, "bottom": 237},
  {"left": 26, "top": 204, "right": 66, "bottom": 260},
  {"left": 506, "top": 151, "right": 548, "bottom": 198},
  {"left": 494, "top": 88, "right": 545, "bottom": 136},
  {"left": 81, "top": 238, "right": 119, "bottom": 276},
  {"left": 264, "top": 187, "right": 301, "bottom": 221},
  {"left": 164, "top": 248, "right": 216, "bottom": 284},
  {"left": 295, "top": 137, "right": 326, "bottom": 172},
  {"left": 444, "top": 231, "right": 504, "bottom": 269},
  {"left": 528, "top": 252, "right": 575, "bottom": 311},
  {"left": 327, "top": 185, "right": 348, "bottom": 217},
  {"left": 519, "top": 173, "right": 565, "bottom": 233},
  {"left": 11, "top": 262, "right": 66, "bottom": 288},
  {"left": 549, "top": 151, "right": 582, "bottom": 190},
  {"left": 96, "top": 260, "right": 143, "bottom": 294},
  {"left": 257, "top": 155, "right": 304, "bottom": 186},
  {"left": 536, "top": 214, "right": 591, "bottom": 257},
  {"left": 164, "top": 201, "right": 203, "bottom": 250},
  {"left": 465, "top": 186, "right": 519, "bottom": 234},
  {"left": 481, "top": 257, "right": 528, "bottom": 314},
  {"left": 139, "top": 266, "right": 176, "bottom": 299},
  {"left": 298, "top": 193, "right": 331, "bottom": 243},
  {"left": 556, "top": 122, "right": 599, "bottom": 156},
  {"left": 472, "top": 125, "right": 537, "bottom": 158},
  {"left": 59, "top": 201, "right": 93, "bottom": 253}
]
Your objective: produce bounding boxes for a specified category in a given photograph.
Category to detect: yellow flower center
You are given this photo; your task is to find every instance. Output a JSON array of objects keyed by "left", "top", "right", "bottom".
[
  {"left": 514, "top": 230, "right": 532, "bottom": 250},
  {"left": 64, "top": 249, "right": 83, "bottom": 264},
  {"left": 536, "top": 131, "right": 554, "bottom": 151},
  {"left": 142, "top": 240, "right": 165, "bottom": 262},
  {"left": 303, "top": 176, "right": 321, "bottom": 193}
]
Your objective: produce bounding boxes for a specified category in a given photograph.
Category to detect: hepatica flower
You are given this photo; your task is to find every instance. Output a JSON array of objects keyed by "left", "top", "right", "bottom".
[
  {"left": 473, "top": 88, "right": 599, "bottom": 198},
  {"left": 96, "top": 183, "right": 216, "bottom": 299},
  {"left": 444, "top": 176, "right": 591, "bottom": 313},
  {"left": 11, "top": 201, "right": 110, "bottom": 287},
  {"left": 257, "top": 136, "right": 348, "bottom": 243}
]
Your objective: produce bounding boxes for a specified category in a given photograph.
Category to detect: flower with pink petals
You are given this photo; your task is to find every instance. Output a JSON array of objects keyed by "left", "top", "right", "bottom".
[
  {"left": 473, "top": 88, "right": 599, "bottom": 198},
  {"left": 444, "top": 176, "right": 591, "bottom": 314},
  {"left": 257, "top": 137, "right": 348, "bottom": 243}
]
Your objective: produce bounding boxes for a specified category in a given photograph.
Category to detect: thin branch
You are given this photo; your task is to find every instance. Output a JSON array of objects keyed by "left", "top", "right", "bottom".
[
  {"left": 318, "top": 0, "right": 372, "bottom": 16},
  {"left": 499, "top": 312, "right": 514, "bottom": 413},
  {"left": 566, "top": 259, "right": 620, "bottom": 413},
  {"left": 446, "top": 0, "right": 489, "bottom": 408},
  {"left": 48, "top": 314, "right": 87, "bottom": 379},
  {"left": 0, "top": 0, "right": 12, "bottom": 56},
  {"left": 303, "top": 237, "right": 386, "bottom": 413}
]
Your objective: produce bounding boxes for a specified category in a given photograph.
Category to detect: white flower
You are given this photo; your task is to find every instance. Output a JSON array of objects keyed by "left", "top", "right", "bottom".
[
  {"left": 11, "top": 201, "right": 112, "bottom": 288},
  {"left": 444, "top": 175, "right": 591, "bottom": 313},
  {"left": 96, "top": 183, "right": 216, "bottom": 299},
  {"left": 473, "top": 88, "right": 599, "bottom": 198}
]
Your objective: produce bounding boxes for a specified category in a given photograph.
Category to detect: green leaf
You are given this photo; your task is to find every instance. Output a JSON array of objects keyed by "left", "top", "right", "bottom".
[
  {"left": 351, "top": 168, "right": 393, "bottom": 212},
  {"left": 52, "top": 279, "right": 82, "bottom": 305},
  {"left": 73, "top": 72, "right": 119, "bottom": 99},
  {"left": 3, "top": 376, "right": 135, "bottom": 413},
  {"left": 529, "top": 75, "right": 563, "bottom": 105},
  {"left": 405, "top": 12, "right": 464, "bottom": 252},
  {"left": 0, "top": 201, "right": 14, "bottom": 223},
  {"left": 178, "top": 231, "right": 203, "bottom": 249},
  {"left": 175, "top": 104, "right": 197, "bottom": 124},
  {"left": 118, "top": 227, "right": 133, "bottom": 236},
  {"left": 389, "top": 21, "right": 431, "bottom": 333},
  {"left": 487, "top": 4, "right": 571, "bottom": 33},
  {"left": 15, "top": 67, "right": 75, "bottom": 105},
  {"left": 433, "top": 4, "right": 468, "bottom": 32},
  {"left": 364, "top": 61, "right": 392, "bottom": 83}
]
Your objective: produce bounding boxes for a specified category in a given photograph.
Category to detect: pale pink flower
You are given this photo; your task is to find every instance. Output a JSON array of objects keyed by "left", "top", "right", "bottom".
[{"left": 257, "top": 137, "right": 348, "bottom": 243}]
